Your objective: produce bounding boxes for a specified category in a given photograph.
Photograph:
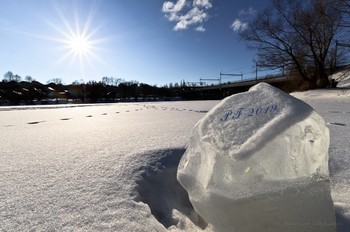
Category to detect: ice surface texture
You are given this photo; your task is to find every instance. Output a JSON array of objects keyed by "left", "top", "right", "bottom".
[{"left": 177, "top": 83, "right": 336, "bottom": 232}]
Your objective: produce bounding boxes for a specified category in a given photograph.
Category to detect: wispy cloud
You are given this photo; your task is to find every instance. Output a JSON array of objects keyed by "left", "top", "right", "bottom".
[
  {"left": 231, "top": 7, "right": 256, "bottom": 32},
  {"left": 162, "top": 0, "right": 213, "bottom": 32},
  {"left": 231, "top": 19, "right": 248, "bottom": 32},
  {"left": 195, "top": 25, "right": 206, "bottom": 32}
]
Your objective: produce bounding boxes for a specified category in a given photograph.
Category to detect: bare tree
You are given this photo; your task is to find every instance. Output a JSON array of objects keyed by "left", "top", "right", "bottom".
[
  {"left": 13, "top": 74, "right": 21, "bottom": 82},
  {"left": 47, "top": 78, "right": 62, "bottom": 85},
  {"left": 25, "top": 75, "right": 33, "bottom": 82},
  {"left": 240, "top": 0, "right": 348, "bottom": 88},
  {"left": 102, "top": 76, "right": 123, "bottom": 86},
  {"left": 3, "top": 71, "right": 21, "bottom": 82},
  {"left": 3, "top": 71, "right": 14, "bottom": 82}
]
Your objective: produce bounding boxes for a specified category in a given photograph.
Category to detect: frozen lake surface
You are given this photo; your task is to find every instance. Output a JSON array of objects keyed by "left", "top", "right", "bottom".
[
  {"left": 1, "top": 88, "right": 350, "bottom": 231},
  {"left": 0, "top": 101, "right": 218, "bottom": 231}
]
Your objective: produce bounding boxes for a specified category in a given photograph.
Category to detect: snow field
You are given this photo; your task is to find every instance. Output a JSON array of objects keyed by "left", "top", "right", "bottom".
[
  {"left": 0, "top": 101, "right": 217, "bottom": 231},
  {"left": 0, "top": 80, "right": 350, "bottom": 231},
  {"left": 291, "top": 89, "right": 350, "bottom": 232}
]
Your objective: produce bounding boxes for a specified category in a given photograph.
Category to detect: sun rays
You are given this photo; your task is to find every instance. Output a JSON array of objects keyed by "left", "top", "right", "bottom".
[{"left": 47, "top": 1, "right": 106, "bottom": 78}]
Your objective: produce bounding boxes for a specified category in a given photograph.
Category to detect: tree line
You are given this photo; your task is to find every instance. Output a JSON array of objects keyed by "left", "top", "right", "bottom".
[{"left": 0, "top": 72, "right": 201, "bottom": 105}]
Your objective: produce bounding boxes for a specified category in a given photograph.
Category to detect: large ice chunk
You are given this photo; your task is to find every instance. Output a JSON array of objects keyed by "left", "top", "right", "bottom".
[{"left": 177, "top": 83, "right": 335, "bottom": 232}]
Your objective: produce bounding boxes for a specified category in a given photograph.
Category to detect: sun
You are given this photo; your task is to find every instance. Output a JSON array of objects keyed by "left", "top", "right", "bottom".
[
  {"left": 67, "top": 34, "right": 92, "bottom": 55},
  {"left": 46, "top": 1, "right": 107, "bottom": 76}
]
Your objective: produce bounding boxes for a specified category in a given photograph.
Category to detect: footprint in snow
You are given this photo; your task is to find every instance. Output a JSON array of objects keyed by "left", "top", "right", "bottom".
[
  {"left": 27, "top": 121, "right": 45, "bottom": 125},
  {"left": 328, "top": 122, "right": 347, "bottom": 126}
]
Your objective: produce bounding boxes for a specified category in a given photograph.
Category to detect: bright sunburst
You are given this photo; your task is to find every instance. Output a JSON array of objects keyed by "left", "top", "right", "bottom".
[
  {"left": 65, "top": 32, "right": 95, "bottom": 57},
  {"left": 47, "top": 1, "right": 106, "bottom": 77},
  {"left": 68, "top": 35, "right": 91, "bottom": 55}
]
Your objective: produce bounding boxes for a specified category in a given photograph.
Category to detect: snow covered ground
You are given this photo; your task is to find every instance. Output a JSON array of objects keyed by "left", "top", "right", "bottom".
[
  {"left": 291, "top": 89, "right": 350, "bottom": 232},
  {"left": 1, "top": 74, "right": 349, "bottom": 231}
]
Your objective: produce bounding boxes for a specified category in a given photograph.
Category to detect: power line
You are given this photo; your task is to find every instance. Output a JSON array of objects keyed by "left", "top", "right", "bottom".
[
  {"left": 200, "top": 77, "right": 221, "bottom": 84},
  {"left": 220, "top": 72, "right": 243, "bottom": 82}
]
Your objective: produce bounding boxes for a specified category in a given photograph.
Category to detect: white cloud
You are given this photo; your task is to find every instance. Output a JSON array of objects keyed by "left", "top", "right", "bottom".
[
  {"left": 162, "top": 0, "right": 186, "bottom": 13},
  {"left": 193, "top": 0, "right": 212, "bottom": 9},
  {"left": 174, "top": 20, "right": 189, "bottom": 31},
  {"left": 174, "top": 7, "right": 207, "bottom": 30},
  {"left": 162, "top": 0, "right": 212, "bottom": 32},
  {"left": 231, "top": 19, "right": 248, "bottom": 32},
  {"left": 195, "top": 25, "right": 206, "bottom": 32},
  {"left": 231, "top": 7, "right": 256, "bottom": 32}
]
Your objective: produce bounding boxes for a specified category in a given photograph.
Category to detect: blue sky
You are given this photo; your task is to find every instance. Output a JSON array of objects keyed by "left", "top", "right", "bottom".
[{"left": 0, "top": 0, "right": 270, "bottom": 86}]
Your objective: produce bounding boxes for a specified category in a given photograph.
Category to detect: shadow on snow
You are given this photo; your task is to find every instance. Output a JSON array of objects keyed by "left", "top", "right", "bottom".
[{"left": 133, "top": 148, "right": 207, "bottom": 229}]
